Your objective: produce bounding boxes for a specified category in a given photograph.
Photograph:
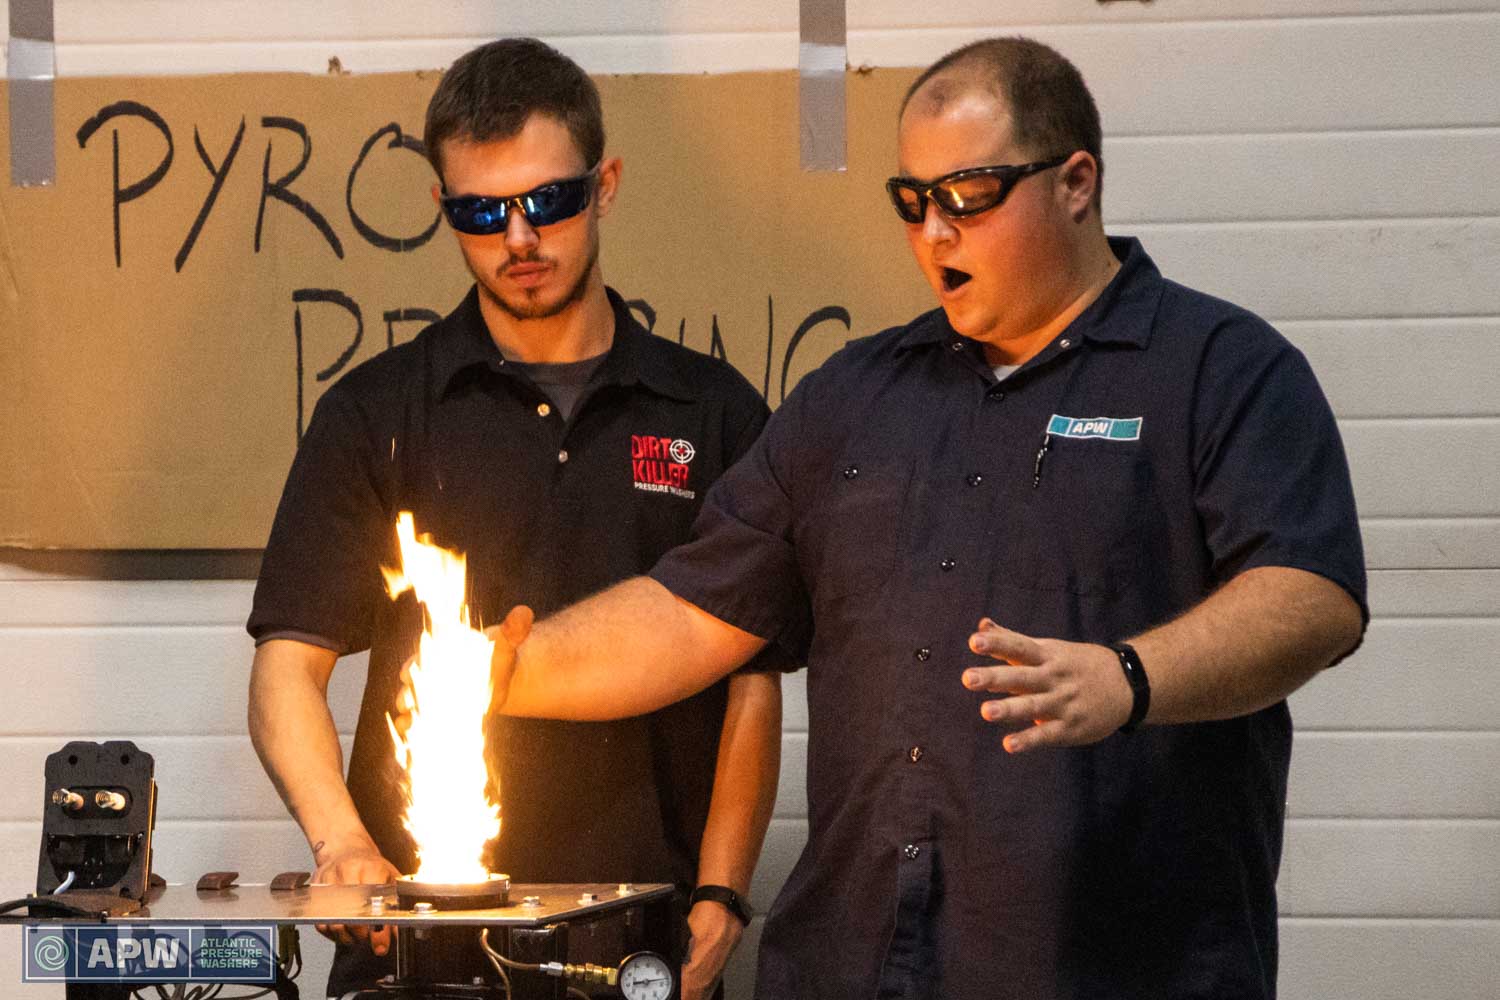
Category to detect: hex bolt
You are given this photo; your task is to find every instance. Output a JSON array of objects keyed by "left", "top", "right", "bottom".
[
  {"left": 93, "top": 790, "right": 128, "bottom": 811},
  {"left": 51, "top": 789, "right": 84, "bottom": 811}
]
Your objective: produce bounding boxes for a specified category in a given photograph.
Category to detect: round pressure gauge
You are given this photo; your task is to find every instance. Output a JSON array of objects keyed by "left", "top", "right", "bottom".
[{"left": 617, "top": 950, "right": 674, "bottom": 1000}]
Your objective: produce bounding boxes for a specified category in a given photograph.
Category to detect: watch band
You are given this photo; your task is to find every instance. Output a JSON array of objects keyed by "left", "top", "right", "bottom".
[
  {"left": 1109, "top": 642, "right": 1151, "bottom": 733},
  {"left": 690, "top": 884, "right": 753, "bottom": 926}
]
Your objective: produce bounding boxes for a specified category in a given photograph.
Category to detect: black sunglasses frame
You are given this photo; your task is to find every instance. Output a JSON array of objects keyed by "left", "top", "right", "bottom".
[
  {"left": 440, "top": 165, "right": 600, "bottom": 235},
  {"left": 885, "top": 154, "right": 1071, "bottom": 224}
]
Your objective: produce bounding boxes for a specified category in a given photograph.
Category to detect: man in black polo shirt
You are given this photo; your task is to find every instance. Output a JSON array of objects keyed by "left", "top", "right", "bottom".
[
  {"left": 483, "top": 37, "right": 1367, "bottom": 1000},
  {"left": 247, "top": 39, "right": 781, "bottom": 1000}
]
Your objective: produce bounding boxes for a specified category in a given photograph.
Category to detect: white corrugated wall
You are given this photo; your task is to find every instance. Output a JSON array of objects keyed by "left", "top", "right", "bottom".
[{"left": 2, "top": 2, "right": 1496, "bottom": 997}]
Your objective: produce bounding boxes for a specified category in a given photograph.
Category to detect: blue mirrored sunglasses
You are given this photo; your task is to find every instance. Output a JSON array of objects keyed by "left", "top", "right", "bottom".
[{"left": 440, "top": 167, "right": 598, "bottom": 235}]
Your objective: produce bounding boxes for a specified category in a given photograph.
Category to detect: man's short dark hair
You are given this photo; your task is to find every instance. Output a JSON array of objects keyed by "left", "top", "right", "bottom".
[
  {"left": 901, "top": 37, "right": 1103, "bottom": 198},
  {"left": 424, "top": 38, "right": 605, "bottom": 181}
]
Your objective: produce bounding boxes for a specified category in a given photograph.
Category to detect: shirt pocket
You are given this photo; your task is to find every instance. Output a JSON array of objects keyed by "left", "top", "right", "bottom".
[
  {"left": 1014, "top": 439, "right": 1155, "bottom": 596},
  {"left": 801, "top": 459, "right": 912, "bottom": 605}
]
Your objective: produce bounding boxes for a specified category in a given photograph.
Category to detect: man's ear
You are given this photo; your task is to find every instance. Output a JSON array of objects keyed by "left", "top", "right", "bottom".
[
  {"left": 594, "top": 157, "right": 624, "bottom": 218},
  {"left": 1058, "top": 151, "right": 1100, "bottom": 221},
  {"left": 431, "top": 182, "right": 443, "bottom": 205}
]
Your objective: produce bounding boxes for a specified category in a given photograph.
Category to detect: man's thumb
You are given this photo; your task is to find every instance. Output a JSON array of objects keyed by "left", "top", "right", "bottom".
[{"left": 499, "top": 605, "right": 535, "bottom": 647}]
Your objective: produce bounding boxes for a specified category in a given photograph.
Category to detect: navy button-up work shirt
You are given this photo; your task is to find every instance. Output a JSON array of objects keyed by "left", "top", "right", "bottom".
[{"left": 653, "top": 239, "right": 1366, "bottom": 1000}]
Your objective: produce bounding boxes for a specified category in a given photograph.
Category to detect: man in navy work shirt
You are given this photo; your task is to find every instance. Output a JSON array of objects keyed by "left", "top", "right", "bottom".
[
  {"left": 246, "top": 39, "right": 781, "bottom": 1000},
  {"left": 482, "top": 37, "right": 1367, "bottom": 999}
]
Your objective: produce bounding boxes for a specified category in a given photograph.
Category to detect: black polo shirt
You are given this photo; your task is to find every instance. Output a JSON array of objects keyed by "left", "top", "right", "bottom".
[
  {"left": 250, "top": 285, "right": 777, "bottom": 894},
  {"left": 652, "top": 238, "right": 1367, "bottom": 1000}
]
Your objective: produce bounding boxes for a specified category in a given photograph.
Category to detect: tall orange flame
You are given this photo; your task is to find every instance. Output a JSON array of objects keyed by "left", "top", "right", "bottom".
[{"left": 382, "top": 511, "right": 500, "bottom": 883}]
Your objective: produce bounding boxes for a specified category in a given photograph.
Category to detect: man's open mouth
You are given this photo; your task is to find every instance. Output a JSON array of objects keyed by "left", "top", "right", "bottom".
[{"left": 941, "top": 267, "right": 972, "bottom": 292}]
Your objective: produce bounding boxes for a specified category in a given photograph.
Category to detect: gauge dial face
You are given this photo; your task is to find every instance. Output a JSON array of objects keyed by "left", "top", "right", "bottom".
[{"left": 618, "top": 951, "right": 674, "bottom": 1000}]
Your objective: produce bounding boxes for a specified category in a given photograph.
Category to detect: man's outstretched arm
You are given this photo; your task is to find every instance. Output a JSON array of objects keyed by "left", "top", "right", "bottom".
[{"left": 489, "top": 576, "right": 768, "bottom": 720}]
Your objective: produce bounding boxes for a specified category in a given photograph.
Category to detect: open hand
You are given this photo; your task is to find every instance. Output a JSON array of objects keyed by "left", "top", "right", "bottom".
[
  {"left": 312, "top": 839, "right": 402, "bottom": 955},
  {"left": 962, "top": 618, "right": 1134, "bottom": 752}
]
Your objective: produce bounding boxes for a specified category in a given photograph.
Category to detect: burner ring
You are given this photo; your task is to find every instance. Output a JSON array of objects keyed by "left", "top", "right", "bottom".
[{"left": 395, "top": 873, "right": 511, "bottom": 910}]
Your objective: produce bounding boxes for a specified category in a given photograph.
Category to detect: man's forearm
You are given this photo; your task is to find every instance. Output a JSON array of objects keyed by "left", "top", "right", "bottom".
[
  {"left": 496, "top": 576, "right": 767, "bottom": 720},
  {"left": 1132, "top": 565, "right": 1364, "bottom": 725},
  {"left": 248, "top": 639, "right": 377, "bottom": 854},
  {"left": 695, "top": 671, "right": 782, "bottom": 895}
]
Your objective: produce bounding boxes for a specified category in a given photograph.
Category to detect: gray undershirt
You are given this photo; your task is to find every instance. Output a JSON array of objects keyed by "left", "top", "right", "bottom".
[{"left": 509, "top": 352, "right": 608, "bottom": 422}]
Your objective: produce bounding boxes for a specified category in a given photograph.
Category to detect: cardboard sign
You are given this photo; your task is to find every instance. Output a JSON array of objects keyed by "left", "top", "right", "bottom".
[{"left": 0, "top": 69, "right": 932, "bottom": 547}]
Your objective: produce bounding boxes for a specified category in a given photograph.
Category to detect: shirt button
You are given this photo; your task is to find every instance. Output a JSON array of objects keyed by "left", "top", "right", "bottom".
[
  {"left": 843, "top": 465, "right": 859, "bottom": 480},
  {"left": 557, "top": 449, "right": 569, "bottom": 464},
  {"left": 908, "top": 746, "right": 924, "bottom": 763},
  {"left": 966, "top": 473, "right": 983, "bottom": 487},
  {"left": 1059, "top": 338, "right": 1073, "bottom": 349},
  {"left": 940, "top": 559, "right": 955, "bottom": 571},
  {"left": 914, "top": 647, "right": 931, "bottom": 662},
  {"left": 903, "top": 844, "right": 921, "bottom": 860},
  {"left": 987, "top": 388, "right": 1005, "bottom": 401},
  {"left": 537, "top": 402, "right": 551, "bottom": 417},
  {"left": 950, "top": 342, "right": 964, "bottom": 352}
]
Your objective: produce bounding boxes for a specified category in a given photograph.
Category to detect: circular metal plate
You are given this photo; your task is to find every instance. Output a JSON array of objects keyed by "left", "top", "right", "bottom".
[{"left": 395, "top": 873, "right": 511, "bottom": 910}]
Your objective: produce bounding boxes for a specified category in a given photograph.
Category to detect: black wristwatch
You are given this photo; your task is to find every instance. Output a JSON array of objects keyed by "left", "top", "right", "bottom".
[
  {"left": 1108, "top": 642, "right": 1151, "bottom": 733},
  {"left": 690, "top": 884, "right": 753, "bottom": 926}
]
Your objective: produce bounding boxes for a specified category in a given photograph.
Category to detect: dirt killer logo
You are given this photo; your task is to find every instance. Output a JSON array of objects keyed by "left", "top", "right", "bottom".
[{"left": 632, "top": 435, "right": 697, "bottom": 500}]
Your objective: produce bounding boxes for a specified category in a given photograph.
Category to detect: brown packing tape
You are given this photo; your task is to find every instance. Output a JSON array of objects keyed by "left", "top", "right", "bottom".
[{"left": 0, "top": 68, "right": 932, "bottom": 548}]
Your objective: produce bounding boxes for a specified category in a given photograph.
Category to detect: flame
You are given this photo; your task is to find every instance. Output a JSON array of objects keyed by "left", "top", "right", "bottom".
[{"left": 382, "top": 511, "right": 500, "bottom": 883}]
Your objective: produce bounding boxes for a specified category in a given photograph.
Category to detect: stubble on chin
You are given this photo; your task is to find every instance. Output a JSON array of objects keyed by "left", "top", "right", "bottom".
[{"left": 474, "top": 243, "right": 600, "bottom": 322}]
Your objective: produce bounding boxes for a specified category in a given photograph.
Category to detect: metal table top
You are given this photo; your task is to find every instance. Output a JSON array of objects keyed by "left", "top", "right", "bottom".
[{"left": 7, "top": 882, "right": 673, "bottom": 927}]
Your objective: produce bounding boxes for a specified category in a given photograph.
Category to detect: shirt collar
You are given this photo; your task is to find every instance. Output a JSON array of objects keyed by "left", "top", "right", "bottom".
[
  {"left": 430, "top": 285, "right": 694, "bottom": 401},
  {"left": 1064, "top": 236, "right": 1162, "bottom": 349},
  {"left": 895, "top": 235, "right": 1164, "bottom": 356}
]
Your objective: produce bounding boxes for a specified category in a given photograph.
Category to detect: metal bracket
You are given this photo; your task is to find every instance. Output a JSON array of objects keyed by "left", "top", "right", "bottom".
[{"left": 36, "top": 740, "right": 157, "bottom": 905}]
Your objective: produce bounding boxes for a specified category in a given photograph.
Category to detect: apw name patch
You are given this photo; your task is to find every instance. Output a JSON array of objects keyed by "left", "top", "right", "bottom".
[{"left": 1047, "top": 414, "right": 1142, "bottom": 441}]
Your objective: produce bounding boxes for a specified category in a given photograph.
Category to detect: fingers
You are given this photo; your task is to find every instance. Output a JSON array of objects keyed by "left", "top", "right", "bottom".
[
  {"left": 962, "top": 665, "right": 1050, "bottom": 694},
  {"left": 499, "top": 604, "right": 535, "bottom": 646},
  {"left": 969, "top": 621, "right": 1046, "bottom": 665},
  {"left": 390, "top": 683, "right": 416, "bottom": 740},
  {"left": 485, "top": 606, "right": 532, "bottom": 713},
  {"left": 1000, "top": 719, "right": 1070, "bottom": 754},
  {"left": 314, "top": 922, "right": 354, "bottom": 947},
  {"left": 680, "top": 900, "right": 739, "bottom": 1000},
  {"left": 979, "top": 693, "right": 1062, "bottom": 726},
  {"left": 965, "top": 638, "right": 1132, "bottom": 751},
  {"left": 313, "top": 850, "right": 401, "bottom": 955},
  {"left": 315, "top": 921, "right": 386, "bottom": 953}
]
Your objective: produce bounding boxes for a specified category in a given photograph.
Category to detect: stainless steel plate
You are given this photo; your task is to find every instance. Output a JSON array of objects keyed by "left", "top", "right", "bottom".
[{"left": 8, "top": 882, "right": 672, "bottom": 927}]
